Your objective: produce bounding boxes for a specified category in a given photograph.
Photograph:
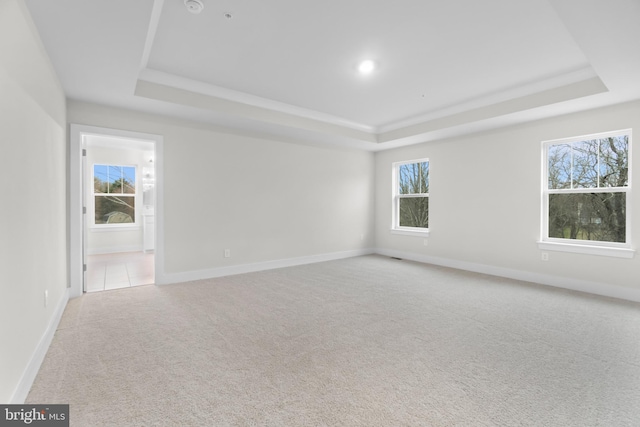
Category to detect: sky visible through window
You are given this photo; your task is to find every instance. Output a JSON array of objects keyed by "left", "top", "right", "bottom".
[
  {"left": 399, "top": 162, "right": 429, "bottom": 194},
  {"left": 547, "top": 136, "right": 628, "bottom": 190},
  {"left": 94, "top": 165, "right": 136, "bottom": 194}
]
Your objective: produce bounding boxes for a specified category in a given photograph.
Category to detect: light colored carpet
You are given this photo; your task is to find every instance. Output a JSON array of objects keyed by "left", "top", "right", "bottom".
[{"left": 27, "top": 255, "right": 640, "bottom": 426}]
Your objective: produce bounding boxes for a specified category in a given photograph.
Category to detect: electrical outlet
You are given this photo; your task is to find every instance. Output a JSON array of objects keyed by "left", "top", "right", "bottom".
[
  {"left": 224, "top": 249, "right": 231, "bottom": 258},
  {"left": 541, "top": 252, "right": 549, "bottom": 261}
]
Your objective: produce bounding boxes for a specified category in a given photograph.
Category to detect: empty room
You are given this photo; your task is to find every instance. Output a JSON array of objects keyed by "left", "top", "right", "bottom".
[{"left": 2, "top": 0, "right": 640, "bottom": 425}]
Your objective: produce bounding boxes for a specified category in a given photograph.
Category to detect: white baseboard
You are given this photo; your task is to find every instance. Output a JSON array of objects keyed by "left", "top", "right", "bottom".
[
  {"left": 375, "top": 248, "right": 640, "bottom": 303},
  {"left": 10, "top": 288, "right": 69, "bottom": 404},
  {"left": 157, "top": 248, "right": 375, "bottom": 285}
]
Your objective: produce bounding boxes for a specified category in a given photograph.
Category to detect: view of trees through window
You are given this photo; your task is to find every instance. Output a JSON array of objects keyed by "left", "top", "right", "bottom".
[
  {"left": 397, "top": 161, "right": 429, "bottom": 229},
  {"left": 546, "top": 134, "right": 629, "bottom": 243},
  {"left": 94, "top": 165, "right": 136, "bottom": 224}
]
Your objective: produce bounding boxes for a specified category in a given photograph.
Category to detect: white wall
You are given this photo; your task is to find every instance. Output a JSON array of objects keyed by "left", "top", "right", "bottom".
[
  {"left": 376, "top": 100, "right": 640, "bottom": 296},
  {"left": 0, "top": 0, "right": 68, "bottom": 403},
  {"left": 68, "top": 101, "right": 375, "bottom": 278},
  {"left": 0, "top": 0, "right": 637, "bottom": 405},
  {"left": 85, "top": 144, "right": 151, "bottom": 254}
]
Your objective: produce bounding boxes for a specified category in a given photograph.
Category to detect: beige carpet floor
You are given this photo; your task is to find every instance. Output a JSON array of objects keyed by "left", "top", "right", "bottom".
[{"left": 27, "top": 255, "right": 640, "bottom": 426}]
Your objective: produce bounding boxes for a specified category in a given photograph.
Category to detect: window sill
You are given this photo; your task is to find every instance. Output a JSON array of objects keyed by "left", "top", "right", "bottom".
[
  {"left": 391, "top": 228, "right": 430, "bottom": 238},
  {"left": 537, "top": 241, "right": 635, "bottom": 259},
  {"left": 90, "top": 225, "right": 141, "bottom": 232}
]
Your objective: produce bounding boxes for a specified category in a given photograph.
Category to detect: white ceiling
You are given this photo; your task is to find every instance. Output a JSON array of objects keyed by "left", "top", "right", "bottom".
[{"left": 24, "top": 0, "right": 640, "bottom": 151}]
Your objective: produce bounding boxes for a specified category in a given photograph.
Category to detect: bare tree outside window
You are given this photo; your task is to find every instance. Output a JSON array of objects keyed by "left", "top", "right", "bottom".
[
  {"left": 546, "top": 134, "right": 629, "bottom": 243},
  {"left": 396, "top": 161, "right": 429, "bottom": 229}
]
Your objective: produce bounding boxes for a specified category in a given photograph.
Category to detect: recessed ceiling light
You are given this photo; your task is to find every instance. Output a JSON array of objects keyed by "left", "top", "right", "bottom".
[
  {"left": 184, "top": 0, "right": 204, "bottom": 14},
  {"left": 358, "top": 60, "right": 376, "bottom": 75}
]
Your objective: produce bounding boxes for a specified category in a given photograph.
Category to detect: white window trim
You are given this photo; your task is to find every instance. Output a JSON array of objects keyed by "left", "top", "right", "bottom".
[
  {"left": 537, "top": 240, "right": 634, "bottom": 258},
  {"left": 539, "top": 129, "right": 634, "bottom": 258},
  {"left": 91, "top": 163, "right": 139, "bottom": 229},
  {"left": 391, "top": 228, "right": 430, "bottom": 237},
  {"left": 391, "top": 158, "right": 430, "bottom": 237}
]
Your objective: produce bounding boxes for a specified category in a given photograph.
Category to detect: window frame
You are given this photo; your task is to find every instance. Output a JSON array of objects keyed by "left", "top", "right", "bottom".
[
  {"left": 538, "top": 129, "right": 634, "bottom": 258},
  {"left": 391, "top": 158, "right": 430, "bottom": 237},
  {"left": 92, "top": 163, "right": 138, "bottom": 229}
]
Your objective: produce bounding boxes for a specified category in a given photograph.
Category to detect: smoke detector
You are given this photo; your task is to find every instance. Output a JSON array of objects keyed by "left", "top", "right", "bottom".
[{"left": 184, "top": 0, "right": 204, "bottom": 14}]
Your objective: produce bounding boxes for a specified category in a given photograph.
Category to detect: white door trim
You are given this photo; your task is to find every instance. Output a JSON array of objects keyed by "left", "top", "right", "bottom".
[{"left": 69, "top": 124, "right": 165, "bottom": 298}]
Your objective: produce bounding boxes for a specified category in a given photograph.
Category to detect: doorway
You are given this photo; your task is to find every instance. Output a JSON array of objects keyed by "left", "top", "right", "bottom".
[{"left": 70, "top": 125, "right": 164, "bottom": 297}]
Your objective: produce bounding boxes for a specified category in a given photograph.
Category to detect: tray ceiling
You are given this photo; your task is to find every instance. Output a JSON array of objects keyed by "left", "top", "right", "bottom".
[{"left": 24, "top": 0, "right": 640, "bottom": 150}]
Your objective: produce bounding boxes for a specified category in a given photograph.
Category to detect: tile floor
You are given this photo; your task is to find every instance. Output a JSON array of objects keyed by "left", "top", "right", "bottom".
[{"left": 86, "top": 251, "right": 154, "bottom": 292}]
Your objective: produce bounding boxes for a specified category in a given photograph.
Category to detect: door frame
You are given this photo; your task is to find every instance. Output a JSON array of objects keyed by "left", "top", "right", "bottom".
[{"left": 70, "top": 124, "right": 165, "bottom": 297}]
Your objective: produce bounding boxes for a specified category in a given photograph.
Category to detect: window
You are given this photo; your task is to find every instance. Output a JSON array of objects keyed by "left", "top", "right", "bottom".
[
  {"left": 540, "top": 130, "right": 633, "bottom": 257},
  {"left": 392, "top": 159, "right": 429, "bottom": 236},
  {"left": 93, "top": 164, "right": 136, "bottom": 225}
]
